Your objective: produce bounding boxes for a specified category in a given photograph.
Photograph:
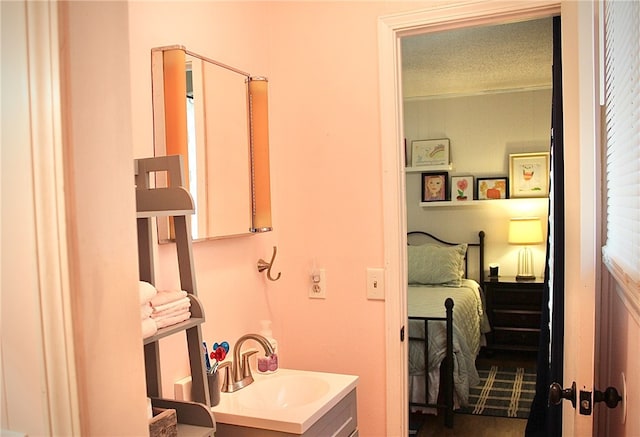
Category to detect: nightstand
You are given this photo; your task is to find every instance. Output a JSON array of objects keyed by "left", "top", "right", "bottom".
[{"left": 484, "top": 276, "right": 544, "bottom": 353}]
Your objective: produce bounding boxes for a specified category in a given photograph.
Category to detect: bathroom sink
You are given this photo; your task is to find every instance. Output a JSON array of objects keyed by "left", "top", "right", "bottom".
[
  {"left": 211, "top": 368, "right": 358, "bottom": 434},
  {"left": 236, "top": 373, "right": 331, "bottom": 410}
]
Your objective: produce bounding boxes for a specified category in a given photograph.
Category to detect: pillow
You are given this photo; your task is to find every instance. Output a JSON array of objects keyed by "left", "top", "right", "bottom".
[{"left": 407, "top": 243, "right": 468, "bottom": 287}]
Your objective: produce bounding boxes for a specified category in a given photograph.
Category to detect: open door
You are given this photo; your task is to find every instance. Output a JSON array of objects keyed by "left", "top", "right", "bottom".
[
  {"left": 550, "top": 2, "right": 634, "bottom": 435},
  {"left": 557, "top": 5, "right": 599, "bottom": 431},
  {"left": 551, "top": 3, "right": 600, "bottom": 434}
]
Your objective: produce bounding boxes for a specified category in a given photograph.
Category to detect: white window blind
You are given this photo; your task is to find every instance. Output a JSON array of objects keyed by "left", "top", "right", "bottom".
[{"left": 601, "top": 0, "right": 640, "bottom": 298}]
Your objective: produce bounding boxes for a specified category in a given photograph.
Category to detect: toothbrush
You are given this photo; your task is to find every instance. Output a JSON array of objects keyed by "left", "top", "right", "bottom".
[{"left": 202, "top": 342, "right": 211, "bottom": 371}]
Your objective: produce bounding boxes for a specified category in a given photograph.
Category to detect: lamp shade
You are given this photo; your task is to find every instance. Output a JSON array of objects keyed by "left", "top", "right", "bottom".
[{"left": 508, "top": 217, "right": 543, "bottom": 245}]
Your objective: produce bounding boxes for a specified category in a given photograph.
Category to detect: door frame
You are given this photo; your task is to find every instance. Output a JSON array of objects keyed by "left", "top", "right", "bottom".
[
  {"left": 376, "top": 2, "right": 601, "bottom": 435},
  {"left": 2, "top": 1, "right": 81, "bottom": 434}
]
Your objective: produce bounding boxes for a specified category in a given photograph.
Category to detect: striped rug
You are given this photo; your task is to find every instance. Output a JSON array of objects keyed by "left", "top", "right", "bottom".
[{"left": 459, "top": 365, "right": 536, "bottom": 419}]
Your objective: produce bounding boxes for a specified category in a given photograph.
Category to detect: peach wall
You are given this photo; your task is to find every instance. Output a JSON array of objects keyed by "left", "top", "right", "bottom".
[
  {"left": 128, "top": 2, "right": 429, "bottom": 435},
  {"left": 59, "top": 1, "right": 149, "bottom": 435},
  {"left": 266, "top": 4, "right": 429, "bottom": 433},
  {"left": 4, "top": 2, "right": 149, "bottom": 435}
]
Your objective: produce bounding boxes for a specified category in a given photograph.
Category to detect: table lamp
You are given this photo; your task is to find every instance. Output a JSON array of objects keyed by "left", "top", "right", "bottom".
[{"left": 508, "top": 217, "right": 544, "bottom": 280}]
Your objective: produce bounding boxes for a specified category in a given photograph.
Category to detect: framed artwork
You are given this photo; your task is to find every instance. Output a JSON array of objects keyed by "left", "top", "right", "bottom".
[
  {"left": 509, "top": 152, "right": 550, "bottom": 198},
  {"left": 421, "top": 172, "right": 448, "bottom": 202},
  {"left": 477, "top": 177, "right": 508, "bottom": 200},
  {"left": 411, "top": 138, "right": 450, "bottom": 168},
  {"left": 451, "top": 176, "right": 474, "bottom": 201}
]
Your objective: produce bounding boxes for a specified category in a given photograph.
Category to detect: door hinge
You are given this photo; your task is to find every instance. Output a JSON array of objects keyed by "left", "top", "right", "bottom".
[{"left": 400, "top": 325, "right": 405, "bottom": 341}]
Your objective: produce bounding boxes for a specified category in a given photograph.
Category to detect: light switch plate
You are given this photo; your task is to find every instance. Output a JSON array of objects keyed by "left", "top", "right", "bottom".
[{"left": 367, "top": 268, "right": 385, "bottom": 300}]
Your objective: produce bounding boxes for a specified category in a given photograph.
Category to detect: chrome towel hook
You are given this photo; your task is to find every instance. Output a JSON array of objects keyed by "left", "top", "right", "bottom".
[{"left": 257, "top": 246, "right": 282, "bottom": 281}]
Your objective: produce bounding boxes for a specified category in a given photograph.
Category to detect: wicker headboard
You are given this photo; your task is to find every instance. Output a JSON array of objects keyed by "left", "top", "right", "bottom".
[{"left": 407, "top": 231, "right": 485, "bottom": 285}]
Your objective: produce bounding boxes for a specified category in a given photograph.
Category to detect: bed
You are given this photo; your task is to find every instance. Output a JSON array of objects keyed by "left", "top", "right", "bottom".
[{"left": 407, "top": 231, "right": 490, "bottom": 428}]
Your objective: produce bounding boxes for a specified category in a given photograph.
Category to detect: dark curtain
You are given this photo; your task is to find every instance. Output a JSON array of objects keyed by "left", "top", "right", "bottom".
[{"left": 525, "top": 15, "right": 565, "bottom": 437}]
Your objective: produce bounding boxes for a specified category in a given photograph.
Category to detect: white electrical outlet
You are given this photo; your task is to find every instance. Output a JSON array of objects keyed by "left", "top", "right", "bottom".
[
  {"left": 367, "top": 268, "right": 385, "bottom": 300},
  {"left": 309, "top": 268, "right": 326, "bottom": 299}
]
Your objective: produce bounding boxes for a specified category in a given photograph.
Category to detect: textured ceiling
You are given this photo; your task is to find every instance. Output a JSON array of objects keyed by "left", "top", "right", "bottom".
[{"left": 401, "top": 17, "right": 553, "bottom": 99}]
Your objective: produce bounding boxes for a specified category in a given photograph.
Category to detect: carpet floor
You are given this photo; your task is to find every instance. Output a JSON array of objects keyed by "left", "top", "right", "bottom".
[{"left": 458, "top": 364, "right": 536, "bottom": 419}]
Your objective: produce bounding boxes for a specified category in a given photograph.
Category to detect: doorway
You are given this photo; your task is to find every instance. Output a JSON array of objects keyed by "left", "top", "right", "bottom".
[
  {"left": 402, "top": 16, "right": 553, "bottom": 434},
  {"left": 375, "top": 3, "right": 585, "bottom": 435}
]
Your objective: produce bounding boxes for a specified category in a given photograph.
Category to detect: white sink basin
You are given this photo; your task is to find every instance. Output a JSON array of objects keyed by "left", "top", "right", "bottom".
[
  {"left": 236, "top": 373, "right": 331, "bottom": 410},
  {"left": 211, "top": 368, "right": 358, "bottom": 434}
]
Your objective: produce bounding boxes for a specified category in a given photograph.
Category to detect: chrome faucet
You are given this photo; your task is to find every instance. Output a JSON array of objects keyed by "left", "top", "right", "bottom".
[{"left": 220, "top": 333, "right": 274, "bottom": 393}]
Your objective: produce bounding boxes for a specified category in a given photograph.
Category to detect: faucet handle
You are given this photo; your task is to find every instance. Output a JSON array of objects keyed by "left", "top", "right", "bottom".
[
  {"left": 218, "top": 361, "right": 233, "bottom": 393},
  {"left": 241, "top": 349, "right": 259, "bottom": 378}
]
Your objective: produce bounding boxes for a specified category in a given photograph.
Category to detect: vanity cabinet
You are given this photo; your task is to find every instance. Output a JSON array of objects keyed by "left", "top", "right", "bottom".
[
  {"left": 135, "top": 156, "right": 215, "bottom": 436},
  {"left": 214, "top": 389, "right": 358, "bottom": 437},
  {"left": 307, "top": 389, "right": 358, "bottom": 437}
]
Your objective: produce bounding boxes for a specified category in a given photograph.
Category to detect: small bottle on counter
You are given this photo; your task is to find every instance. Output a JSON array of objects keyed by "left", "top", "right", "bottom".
[{"left": 257, "top": 319, "right": 278, "bottom": 373}]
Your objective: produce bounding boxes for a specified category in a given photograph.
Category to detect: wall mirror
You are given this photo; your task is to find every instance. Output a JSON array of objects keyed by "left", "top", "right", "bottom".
[{"left": 151, "top": 45, "right": 272, "bottom": 241}]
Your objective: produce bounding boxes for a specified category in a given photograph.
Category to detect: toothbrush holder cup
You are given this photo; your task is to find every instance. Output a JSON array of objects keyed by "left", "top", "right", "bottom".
[{"left": 207, "top": 371, "right": 221, "bottom": 407}]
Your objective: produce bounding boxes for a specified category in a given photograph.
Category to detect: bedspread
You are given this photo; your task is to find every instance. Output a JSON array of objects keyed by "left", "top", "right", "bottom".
[{"left": 408, "top": 279, "right": 488, "bottom": 406}]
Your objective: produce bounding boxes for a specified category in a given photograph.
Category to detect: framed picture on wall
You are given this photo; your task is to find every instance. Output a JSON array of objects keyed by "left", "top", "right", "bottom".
[
  {"left": 451, "top": 176, "right": 474, "bottom": 201},
  {"left": 411, "top": 138, "right": 450, "bottom": 168},
  {"left": 421, "top": 172, "right": 448, "bottom": 202},
  {"left": 477, "top": 177, "right": 508, "bottom": 200},
  {"left": 509, "top": 152, "right": 550, "bottom": 198}
]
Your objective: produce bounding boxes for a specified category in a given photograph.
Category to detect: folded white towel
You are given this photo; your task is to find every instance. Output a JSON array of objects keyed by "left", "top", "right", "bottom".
[
  {"left": 152, "top": 305, "right": 190, "bottom": 320},
  {"left": 141, "top": 317, "right": 158, "bottom": 339},
  {"left": 152, "top": 296, "right": 191, "bottom": 313},
  {"left": 139, "top": 281, "right": 157, "bottom": 305},
  {"left": 154, "top": 311, "right": 191, "bottom": 328},
  {"left": 141, "top": 302, "right": 153, "bottom": 320},
  {"left": 150, "top": 290, "right": 188, "bottom": 307},
  {"left": 151, "top": 300, "right": 191, "bottom": 319},
  {"left": 152, "top": 309, "right": 190, "bottom": 323}
]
